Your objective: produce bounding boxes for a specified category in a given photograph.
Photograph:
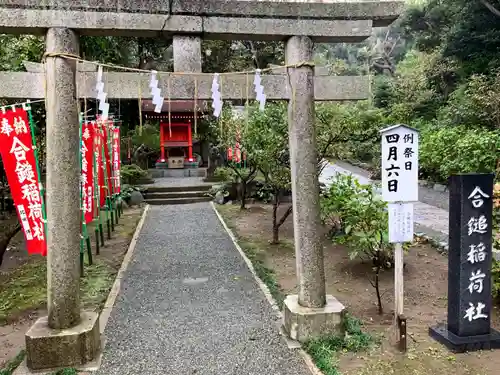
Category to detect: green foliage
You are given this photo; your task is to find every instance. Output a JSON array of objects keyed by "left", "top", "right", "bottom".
[
  {"left": 321, "top": 174, "right": 392, "bottom": 264},
  {"left": 316, "top": 102, "right": 384, "bottom": 164},
  {"left": 213, "top": 167, "right": 234, "bottom": 182},
  {"left": 245, "top": 103, "right": 290, "bottom": 191},
  {"left": 437, "top": 73, "right": 500, "bottom": 130},
  {"left": 251, "top": 181, "right": 275, "bottom": 203},
  {"left": 130, "top": 123, "right": 160, "bottom": 153},
  {"left": 419, "top": 127, "right": 500, "bottom": 183},
  {"left": 0, "top": 350, "right": 25, "bottom": 375},
  {"left": 0, "top": 35, "right": 43, "bottom": 71},
  {"left": 120, "top": 164, "right": 148, "bottom": 185},
  {"left": 493, "top": 259, "right": 500, "bottom": 302},
  {"left": 304, "top": 314, "right": 375, "bottom": 375},
  {"left": 50, "top": 368, "right": 78, "bottom": 375}
]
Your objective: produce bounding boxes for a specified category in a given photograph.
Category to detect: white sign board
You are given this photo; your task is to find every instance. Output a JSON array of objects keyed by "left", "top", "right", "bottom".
[
  {"left": 388, "top": 203, "right": 414, "bottom": 243},
  {"left": 381, "top": 125, "right": 419, "bottom": 202}
]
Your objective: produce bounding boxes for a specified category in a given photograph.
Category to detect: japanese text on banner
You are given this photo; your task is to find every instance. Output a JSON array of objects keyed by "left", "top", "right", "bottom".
[
  {"left": 81, "top": 122, "right": 94, "bottom": 224},
  {"left": 0, "top": 108, "right": 46, "bottom": 255},
  {"left": 112, "top": 127, "right": 121, "bottom": 194}
]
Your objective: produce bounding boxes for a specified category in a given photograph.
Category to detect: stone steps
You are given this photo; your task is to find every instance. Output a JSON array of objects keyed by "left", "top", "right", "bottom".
[
  {"left": 146, "top": 196, "right": 212, "bottom": 205},
  {"left": 145, "top": 185, "right": 212, "bottom": 193},
  {"left": 146, "top": 191, "right": 208, "bottom": 199},
  {"left": 143, "top": 184, "right": 212, "bottom": 205}
]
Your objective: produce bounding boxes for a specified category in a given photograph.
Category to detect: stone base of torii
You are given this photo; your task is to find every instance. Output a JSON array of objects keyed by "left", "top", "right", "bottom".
[{"left": 0, "top": 1, "right": 403, "bottom": 370}]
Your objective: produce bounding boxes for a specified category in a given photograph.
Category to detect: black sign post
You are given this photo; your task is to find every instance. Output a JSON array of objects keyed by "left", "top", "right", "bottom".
[{"left": 430, "top": 173, "right": 500, "bottom": 352}]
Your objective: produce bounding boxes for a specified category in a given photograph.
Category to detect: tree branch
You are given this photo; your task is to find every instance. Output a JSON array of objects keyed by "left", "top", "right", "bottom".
[
  {"left": 277, "top": 205, "right": 293, "bottom": 228},
  {"left": 480, "top": 0, "right": 500, "bottom": 17}
]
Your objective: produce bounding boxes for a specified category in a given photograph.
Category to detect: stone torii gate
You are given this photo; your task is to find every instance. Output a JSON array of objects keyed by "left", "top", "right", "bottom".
[{"left": 0, "top": 0, "right": 403, "bottom": 370}]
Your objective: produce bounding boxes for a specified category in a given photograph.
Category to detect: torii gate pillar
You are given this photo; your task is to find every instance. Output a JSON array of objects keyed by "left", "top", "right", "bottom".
[
  {"left": 24, "top": 28, "right": 101, "bottom": 371},
  {"left": 282, "top": 36, "right": 345, "bottom": 343}
]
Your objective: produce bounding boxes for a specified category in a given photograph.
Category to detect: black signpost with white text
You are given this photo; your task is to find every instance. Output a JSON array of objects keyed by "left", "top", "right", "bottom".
[{"left": 429, "top": 173, "right": 500, "bottom": 352}]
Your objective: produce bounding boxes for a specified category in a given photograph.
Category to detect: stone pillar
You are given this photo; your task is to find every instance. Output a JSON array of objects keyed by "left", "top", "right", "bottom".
[
  {"left": 173, "top": 35, "right": 202, "bottom": 73},
  {"left": 286, "top": 36, "right": 325, "bottom": 308},
  {"left": 173, "top": 35, "right": 202, "bottom": 170},
  {"left": 45, "top": 27, "right": 81, "bottom": 330},
  {"left": 25, "top": 28, "right": 100, "bottom": 371},
  {"left": 282, "top": 36, "right": 345, "bottom": 343}
]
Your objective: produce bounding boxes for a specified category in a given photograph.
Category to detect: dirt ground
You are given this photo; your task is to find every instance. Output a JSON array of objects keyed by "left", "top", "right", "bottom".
[
  {"left": 0, "top": 206, "right": 144, "bottom": 369},
  {"left": 218, "top": 203, "right": 500, "bottom": 375}
]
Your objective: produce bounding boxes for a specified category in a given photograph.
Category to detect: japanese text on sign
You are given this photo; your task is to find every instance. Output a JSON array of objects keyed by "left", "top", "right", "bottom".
[
  {"left": 0, "top": 108, "right": 46, "bottom": 256},
  {"left": 463, "top": 185, "right": 491, "bottom": 323},
  {"left": 388, "top": 202, "right": 414, "bottom": 243},
  {"left": 380, "top": 125, "right": 419, "bottom": 203}
]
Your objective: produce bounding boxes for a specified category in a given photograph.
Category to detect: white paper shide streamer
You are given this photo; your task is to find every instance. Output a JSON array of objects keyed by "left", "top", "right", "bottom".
[
  {"left": 211, "top": 73, "right": 223, "bottom": 117},
  {"left": 253, "top": 69, "right": 266, "bottom": 111},
  {"left": 150, "top": 70, "right": 164, "bottom": 113},
  {"left": 95, "top": 65, "right": 109, "bottom": 120}
]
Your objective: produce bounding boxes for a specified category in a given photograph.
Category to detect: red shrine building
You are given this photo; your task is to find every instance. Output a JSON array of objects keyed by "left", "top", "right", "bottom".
[{"left": 141, "top": 100, "right": 210, "bottom": 171}]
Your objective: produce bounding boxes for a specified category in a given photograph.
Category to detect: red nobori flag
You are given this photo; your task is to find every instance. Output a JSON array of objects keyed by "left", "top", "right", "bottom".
[
  {"left": 0, "top": 108, "right": 46, "bottom": 256},
  {"left": 101, "top": 120, "right": 113, "bottom": 196},
  {"left": 95, "top": 122, "right": 106, "bottom": 208},
  {"left": 81, "top": 122, "right": 94, "bottom": 224},
  {"left": 112, "top": 127, "right": 121, "bottom": 194}
]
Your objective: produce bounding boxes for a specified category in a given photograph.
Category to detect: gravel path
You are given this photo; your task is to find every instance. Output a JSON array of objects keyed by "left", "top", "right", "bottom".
[{"left": 97, "top": 203, "right": 312, "bottom": 375}]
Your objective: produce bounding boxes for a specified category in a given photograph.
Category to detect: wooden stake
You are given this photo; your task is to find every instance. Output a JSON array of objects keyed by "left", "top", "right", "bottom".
[{"left": 394, "top": 241, "right": 405, "bottom": 351}]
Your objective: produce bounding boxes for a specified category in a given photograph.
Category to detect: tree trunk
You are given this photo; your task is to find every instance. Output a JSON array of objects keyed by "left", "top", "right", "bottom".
[
  {"left": 271, "top": 191, "right": 293, "bottom": 245},
  {"left": 0, "top": 223, "right": 22, "bottom": 268},
  {"left": 272, "top": 192, "right": 279, "bottom": 244},
  {"left": 240, "top": 180, "right": 247, "bottom": 209},
  {"left": 373, "top": 251, "right": 383, "bottom": 315}
]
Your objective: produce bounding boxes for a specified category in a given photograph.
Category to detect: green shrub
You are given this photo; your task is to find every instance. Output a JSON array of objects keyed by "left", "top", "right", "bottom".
[
  {"left": 321, "top": 174, "right": 394, "bottom": 313},
  {"left": 419, "top": 126, "right": 500, "bottom": 184},
  {"left": 213, "top": 166, "right": 234, "bottom": 182},
  {"left": 120, "top": 164, "right": 148, "bottom": 185},
  {"left": 493, "top": 259, "right": 500, "bottom": 302}
]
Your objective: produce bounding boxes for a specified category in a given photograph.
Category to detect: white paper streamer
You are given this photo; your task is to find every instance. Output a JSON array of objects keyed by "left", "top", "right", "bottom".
[
  {"left": 95, "top": 65, "right": 109, "bottom": 120},
  {"left": 253, "top": 69, "right": 266, "bottom": 111},
  {"left": 211, "top": 73, "right": 223, "bottom": 117},
  {"left": 150, "top": 70, "right": 163, "bottom": 113}
]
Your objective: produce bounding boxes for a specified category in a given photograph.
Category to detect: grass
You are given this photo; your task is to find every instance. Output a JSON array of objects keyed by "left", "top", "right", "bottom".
[
  {"left": 0, "top": 258, "right": 115, "bottom": 324},
  {"left": 0, "top": 207, "right": 142, "bottom": 324},
  {"left": 50, "top": 369, "right": 78, "bottom": 375},
  {"left": 0, "top": 351, "right": 25, "bottom": 375},
  {"left": 304, "top": 314, "right": 375, "bottom": 375}
]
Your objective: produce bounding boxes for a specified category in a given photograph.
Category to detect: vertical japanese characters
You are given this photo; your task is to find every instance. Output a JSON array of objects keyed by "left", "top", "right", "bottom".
[
  {"left": 463, "top": 185, "right": 491, "bottom": 323},
  {"left": 112, "top": 127, "right": 121, "bottom": 194},
  {"left": 0, "top": 107, "right": 46, "bottom": 255},
  {"left": 95, "top": 121, "right": 106, "bottom": 208},
  {"left": 81, "top": 122, "right": 94, "bottom": 224},
  {"left": 381, "top": 126, "right": 419, "bottom": 203}
]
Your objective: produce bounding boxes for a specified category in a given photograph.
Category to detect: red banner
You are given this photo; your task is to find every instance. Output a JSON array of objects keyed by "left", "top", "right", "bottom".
[
  {"left": 101, "top": 120, "right": 113, "bottom": 197},
  {"left": 81, "top": 122, "right": 94, "bottom": 224},
  {"left": 112, "top": 127, "right": 121, "bottom": 193},
  {"left": 0, "top": 108, "right": 46, "bottom": 255},
  {"left": 94, "top": 122, "right": 106, "bottom": 207}
]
